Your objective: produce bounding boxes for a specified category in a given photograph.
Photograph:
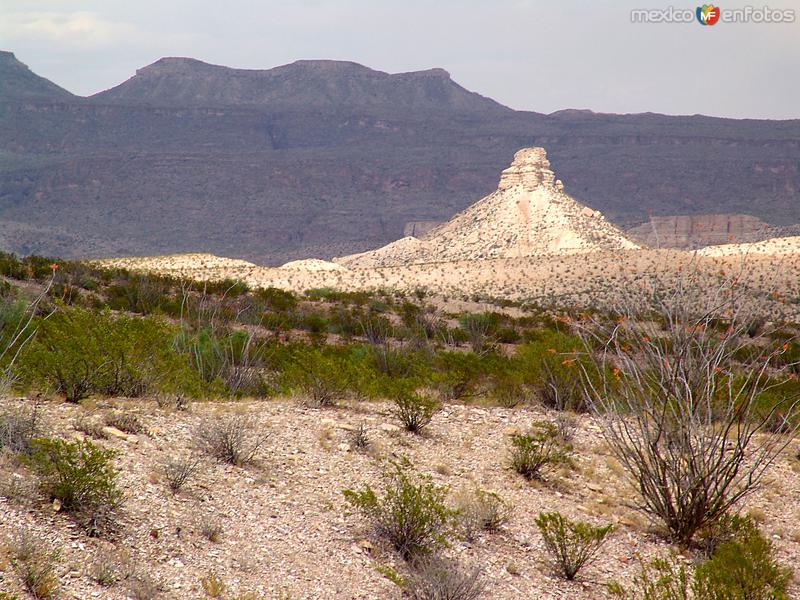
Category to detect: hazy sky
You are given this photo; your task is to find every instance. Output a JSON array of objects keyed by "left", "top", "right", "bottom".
[{"left": 1, "top": 0, "right": 799, "bottom": 119}]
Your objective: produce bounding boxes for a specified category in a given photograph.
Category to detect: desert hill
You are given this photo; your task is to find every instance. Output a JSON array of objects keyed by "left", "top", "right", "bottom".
[
  {"left": 337, "top": 148, "right": 638, "bottom": 268},
  {"left": 1, "top": 52, "right": 800, "bottom": 263}
]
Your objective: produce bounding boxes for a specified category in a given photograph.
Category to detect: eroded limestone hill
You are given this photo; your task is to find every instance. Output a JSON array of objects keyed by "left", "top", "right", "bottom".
[{"left": 336, "top": 148, "right": 639, "bottom": 268}]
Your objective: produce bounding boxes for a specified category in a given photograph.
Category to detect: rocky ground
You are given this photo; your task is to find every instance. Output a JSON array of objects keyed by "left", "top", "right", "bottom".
[{"left": 1, "top": 396, "right": 799, "bottom": 599}]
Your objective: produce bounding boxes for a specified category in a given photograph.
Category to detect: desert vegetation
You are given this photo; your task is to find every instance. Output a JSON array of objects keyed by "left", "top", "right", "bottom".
[{"left": 0, "top": 250, "right": 798, "bottom": 598}]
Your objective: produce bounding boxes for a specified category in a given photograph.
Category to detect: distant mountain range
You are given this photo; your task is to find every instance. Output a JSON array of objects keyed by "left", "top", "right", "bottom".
[{"left": 1, "top": 50, "right": 799, "bottom": 264}]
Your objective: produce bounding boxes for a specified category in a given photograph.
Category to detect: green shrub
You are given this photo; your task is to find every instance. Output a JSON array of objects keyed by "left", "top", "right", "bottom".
[
  {"left": 392, "top": 390, "right": 439, "bottom": 433},
  {"left": 27, "top": 438, "right": 122, "bottom": 531},
  {"left": 611, "top": 520, "right": 792, "bottom": 599},
  {"left": 535, "top": 511, "right": 612, "bottom": 580},
  {"left": 693, "top": 519, "right": 792, "bottom": 599},
  {"left": 284, "top": 347, "right": 354, "bottom": 406},
  {"left": 608, "top": 553, "right": 693, "bottom": 600},
  {"left": 509, "top": 421, "right": 570, "bottom": 480},
  {"left": 343, "top": 460, "right": 457, "bottom": 560},
  {"left": 18, "top": 308, "right": 198, "bottom": 402}
]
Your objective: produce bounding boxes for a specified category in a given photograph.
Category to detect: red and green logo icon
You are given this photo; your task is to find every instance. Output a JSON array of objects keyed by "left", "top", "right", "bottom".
[{"left": 697, "top": 4, "right": 721, "bottom": 25}]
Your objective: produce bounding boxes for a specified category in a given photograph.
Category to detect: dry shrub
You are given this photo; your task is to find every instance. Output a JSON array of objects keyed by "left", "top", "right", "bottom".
[
  {"left": 160, "top": 455, "right": 202, "bottom": 494},
  {"left": 10, "top": 533, "right": 59, "bottom": 599},
  {"left": 104, "top": 410, "right": 143, "bottom": 434},
  {"left": 580, "top": 281, "right": 800, "bottom": 544},
  {"left": 407, "top": 555, "right": 486, "bottom": 600},
  {"left": 454, "top": 487, "right": 513, "bottom": 541},
  {"left": 195, "top": 413, "right": 265, "bottom": 466}
]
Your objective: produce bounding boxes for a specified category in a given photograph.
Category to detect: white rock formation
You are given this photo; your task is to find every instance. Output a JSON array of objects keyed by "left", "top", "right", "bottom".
[{"left": 336, "top": 147, "right": 638, "bottom": 268}]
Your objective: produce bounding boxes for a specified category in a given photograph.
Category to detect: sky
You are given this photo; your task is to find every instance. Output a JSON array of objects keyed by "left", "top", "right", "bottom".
[{"left": 1, "top": 0, "right": 799, "bottom": 119}]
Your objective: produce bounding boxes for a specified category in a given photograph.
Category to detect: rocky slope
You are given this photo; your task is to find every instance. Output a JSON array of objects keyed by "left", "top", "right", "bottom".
[
  {"left": 2, "top": 51, "right": 800, "bottom": 263},
  {"left": 337, "top": 148, "right": 638, "bottom": 267}
]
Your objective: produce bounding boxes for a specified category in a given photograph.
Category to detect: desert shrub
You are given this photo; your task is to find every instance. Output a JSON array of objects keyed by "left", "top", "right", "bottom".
[
  {"left": 509, "top": 421, "right": 570, "bottom": 480},
  {"left": 611, "top": 519, "right": 792, "bottom": 599},
  {"left": 200, "top": 518, "right": 224, "bottom": 543},
  {"left": 455, "top": 487, "right": 513, "bottom": 541},
  {"left": 254, "top": 286, "right": 297, "bottom": 312},
  {"left": 693, "top": 518, "right": 792, "bottom": 599},
  {"left": 285, "top": 347, "right": 353, "bottom": 406},
  {"left": 343, "top": 460, "right": 457, "bottom": 560},
  {"left": 580, "top": 290, "right": 800, "bottom": 545},
  {"left": 104, "top": 410, "right": 143, "bottom": 434},
  {"left": 0, "top": 404, "right": 44, "bottom": 456},
  {"left": 406, "top": 555, "right": 486, "bottom": 600},
  {"left": 27, "top": 438, "right": 123, "bottom": 528},
  {"left": 392, "top": 390, "right": 439, "bottom": 433},
  {"left": 535, "top": 511, "right": 612, "bottom": 580},
  {"left": 514, "top": 331, "right": 589, "bottom": 412},
  {"left": 11, "top": 533, "right": 59, "bottom": 599},
  {"left": 459, "top": 313, "right": 499, "bottom": 355},
  {"left": 195, "top": 414, "right": 265, "bottom": 466},
  {"left": 18, "top": 308, "right": 198, "bottom": 402},
  {"left": 160, "top": 455, "right": 202, "bottom": 494},
  {"left": 431, "top": 352, "right": 488, "bottom": 401},
  {"left": 201, "top": 571, "right": 226, "bottom": 597},
  {"left": 175, "top": 327, "right": 270, "bottom": 397},
  {"left": 349, "top": 422, "right": 371, "bottom": 451},
  {"left": 89, "top": 545, "right": 133, "bottom": 587},
  {"left": 127, "top": 573, "right": 162, "bottom": 600},
  {"left": 609, "top": 554, "right": 693, "bottom": 600}
]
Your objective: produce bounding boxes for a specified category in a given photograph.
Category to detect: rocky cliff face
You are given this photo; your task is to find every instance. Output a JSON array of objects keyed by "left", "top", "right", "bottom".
[
  {"left": 627, "top": 214, "right": 771, "bottom": 248},
  {"left": 337, "top": 147, "right": 638, "bottom": 267}
]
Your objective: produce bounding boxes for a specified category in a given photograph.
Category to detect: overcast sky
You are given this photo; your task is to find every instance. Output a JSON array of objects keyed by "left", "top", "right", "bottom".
[{"left": 1, "top": 0, "right": 799, "bottom": 119}]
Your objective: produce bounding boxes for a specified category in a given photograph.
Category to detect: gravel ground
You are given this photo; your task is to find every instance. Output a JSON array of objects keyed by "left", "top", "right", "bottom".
[{"left": 1, "top": 396, "right": 799, "bottom": 599}]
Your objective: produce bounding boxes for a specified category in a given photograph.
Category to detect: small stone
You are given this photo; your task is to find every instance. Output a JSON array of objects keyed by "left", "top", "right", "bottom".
[{"left": 52, "top": 499, "right": 62, "bottom": 512}]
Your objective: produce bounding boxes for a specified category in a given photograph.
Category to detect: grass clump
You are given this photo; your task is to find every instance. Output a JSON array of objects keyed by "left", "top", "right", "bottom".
[
  {"left": 195, "top": 414, "right": 265, "bottom": 466},
  {"left": 535, "top": 511, "right": 612, "bottom": 580},
  {"left": 160, "top": 455, "right": 202, "bottom": 494},
  {"left": 10, "top": 533, "right": 60, "bottom": 599},
  {"left": 343, "top": 460, "right": 456, "bottom": 560},
  {"left": 406, "top": 555, "right": 486, "bottom": 600},
  {"left": 509, "top": 421, "right": 570, "bottom": 480},
  {"left": 0, "top": 405, "right": 43, "bottom": 456},
  {"left": 455, "top": 487, "right": 513, "bottom": 541}
]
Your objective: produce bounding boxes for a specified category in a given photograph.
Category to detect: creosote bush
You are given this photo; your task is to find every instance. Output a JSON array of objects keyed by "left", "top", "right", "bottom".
[
  {"left": 343, "top": 460, "right": 457, "bottom": 560},
  {"left": 26, "top": 437, "right": 123, "bottom": 532},
  {"left": 534, "top": 511, "right": 612, "bottom": 580},
  {"left": 392, "top": 390, "right": 440, "bottom": 434},
  {"left": 407, "top": 555, "right": 486, "bottom": 600},
  {"left": 195, "top": 414, "right": 265, "bottom": 466},
  {"left": 509, "top": 421, "right": 570, "bottom": 480},
  {"left": 610, "top": 517, "right": 793, "bottom": 599}
]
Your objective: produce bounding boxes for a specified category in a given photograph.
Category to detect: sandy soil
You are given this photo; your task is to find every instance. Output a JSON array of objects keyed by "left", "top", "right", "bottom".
[{"left": 1, "top": 396, "right": 799, "bottom": 599}]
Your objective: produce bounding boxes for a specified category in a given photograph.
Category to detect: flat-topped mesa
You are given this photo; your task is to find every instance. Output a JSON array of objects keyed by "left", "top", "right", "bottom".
[{"left": 497, "top": 147, "right": 559, "bottom": 191}]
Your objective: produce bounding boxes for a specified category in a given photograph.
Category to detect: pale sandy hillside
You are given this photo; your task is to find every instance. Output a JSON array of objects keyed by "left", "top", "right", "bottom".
[
  {"left": 697, "top": 236, "right": 800, "bottom": 257},
  {"left": 336, "top": 148, "right": 639, "bottom": 268}
]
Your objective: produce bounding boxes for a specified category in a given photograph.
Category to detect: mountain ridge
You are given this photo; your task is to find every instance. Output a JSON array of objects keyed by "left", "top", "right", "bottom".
[{"left": 1, "top": 51, "right": 799, "bottom": 265}]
